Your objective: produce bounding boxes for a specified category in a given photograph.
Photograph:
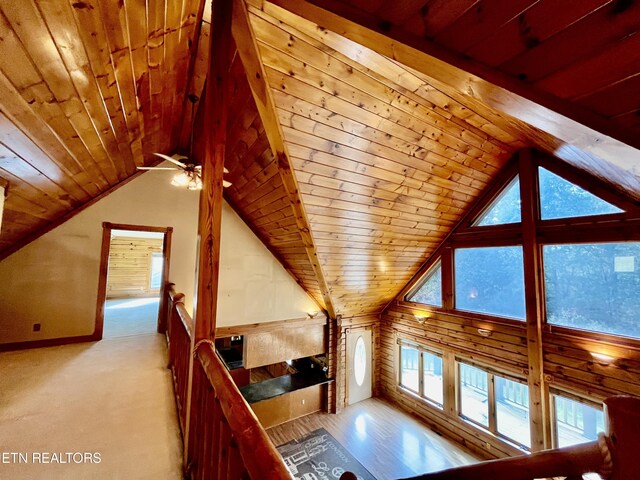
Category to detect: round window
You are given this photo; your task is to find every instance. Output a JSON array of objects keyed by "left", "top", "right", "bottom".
[{"left": 354, "top": 336, "right": 367, "bottom": 386}]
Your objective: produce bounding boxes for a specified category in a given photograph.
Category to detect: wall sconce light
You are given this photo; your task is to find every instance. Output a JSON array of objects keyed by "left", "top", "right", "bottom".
[
  {"left": 477, "top": 328, "right": 492, "bottom": 338},
  {"left": 307, "top": 311, "right": 319, "bottom": 319},
  {"left": 590, "top": 352, "right": 615, "bottom": 365},
  {"left": 415, "top": 315, "right": 428, "bottom": 325}
]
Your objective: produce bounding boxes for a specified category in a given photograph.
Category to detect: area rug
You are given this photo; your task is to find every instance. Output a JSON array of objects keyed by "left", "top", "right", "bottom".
[{"left": 277, "top": 428, "right": 377, "bottom": 480}]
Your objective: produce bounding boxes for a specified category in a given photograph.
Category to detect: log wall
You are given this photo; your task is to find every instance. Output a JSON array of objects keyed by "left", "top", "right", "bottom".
[
  {"left": 379, "top": 303, "right": 640, "bottom": 460},
  {"left": 106, "top": 236, "right": 163, "bottom": 298}
]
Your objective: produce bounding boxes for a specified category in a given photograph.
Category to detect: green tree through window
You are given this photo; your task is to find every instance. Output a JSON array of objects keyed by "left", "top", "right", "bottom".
[
  {"left": 539, "top": 168, "right": 623, "bottom": 220},
  {"left": 407, "top": 260, "right": 442, "bottom": 307}
]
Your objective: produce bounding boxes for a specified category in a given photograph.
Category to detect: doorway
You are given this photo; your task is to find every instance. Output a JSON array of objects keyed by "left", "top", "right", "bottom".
[
  {"left": 95, "top": 222, "right": 172, "bottom": 339},
  {"left": 346, "top": 329, "right": 373, "bottom": 405}
]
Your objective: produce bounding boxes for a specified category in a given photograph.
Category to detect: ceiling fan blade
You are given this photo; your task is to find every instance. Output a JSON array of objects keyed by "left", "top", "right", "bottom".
[
  {"left": 152, "top": 153, "right": 187, "bottom": 168},
  {"left": 223, "top": 180, "right": 232, "bottom": 188},
  {"left": 224, "top": 167, "right": 229, "bottom": 174},
  {"left": 137, "top": 166, "right": 181, "bottom": 170}
]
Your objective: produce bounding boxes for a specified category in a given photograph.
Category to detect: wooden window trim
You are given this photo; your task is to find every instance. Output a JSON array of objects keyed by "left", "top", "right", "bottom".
[{"left": 544, "top": 323, "right": 640, "bottom": 351}]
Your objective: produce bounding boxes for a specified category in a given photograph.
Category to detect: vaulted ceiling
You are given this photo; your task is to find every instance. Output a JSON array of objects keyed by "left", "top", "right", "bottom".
[{"left": 1, "top": 0, "right": 639, "bottom": 319}]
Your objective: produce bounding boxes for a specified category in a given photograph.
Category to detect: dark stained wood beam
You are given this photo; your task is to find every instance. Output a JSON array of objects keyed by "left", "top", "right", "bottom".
[
  {"left": 193, "top": 0, "right": 231, "bottom": 343},
  {"left": 184, "top": 0, "right": 232, "bottom": 465},
  {"left": 254, "top": 0, "right": 640, "bottom": 193},
  {"left": 231, "top": 0, "right": 338, "bottom": 319}
]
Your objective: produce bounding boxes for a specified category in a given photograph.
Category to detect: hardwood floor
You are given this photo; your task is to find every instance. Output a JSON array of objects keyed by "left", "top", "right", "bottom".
[{"left": 267, "top": 397, "right": 478, "bottom": 479}]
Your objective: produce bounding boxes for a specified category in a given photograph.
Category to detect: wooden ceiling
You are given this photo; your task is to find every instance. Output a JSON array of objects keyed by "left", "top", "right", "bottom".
[
  {"left": 0, "top": 0, "right": 204, "bottom": 253},
  {"left": 244, "top": 3, "right": 524, "bottom": 316},
  {"left": 1, "top": 0, "right": 639, "bottom": 319},
  {"left": 222, "top": 51, "right": 327, "bottom": 311}
]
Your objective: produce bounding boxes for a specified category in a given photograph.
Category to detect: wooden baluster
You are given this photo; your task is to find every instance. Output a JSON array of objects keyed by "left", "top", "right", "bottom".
[
  {"left": 188, "top": 364, "right": 203, "bottom": 479},
  {"left": 227, "top": 438, "right": 243, "bottom": 480},
  {"left": 200, "top": 384, "right": 213, "bottom": 479},
  {"left": 209, "top": 396, "right": 222, "bottom": 479},
  {"left": 218, "top": 418, "right": 231, "bottom": 479}
]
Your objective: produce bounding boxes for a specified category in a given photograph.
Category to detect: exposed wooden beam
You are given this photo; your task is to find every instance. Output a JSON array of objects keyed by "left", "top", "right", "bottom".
[
  {"left": 255, "top": 0, "right": 640, "bottom": 190},
  {"left": 231, "top": 0, "right": 337, "bottom": 319},
  {"left": 193, "top": 0, "right": 231, "bottom": 344},
  {"left": 184, "top": 0, "right": 232, "bottom": 465}
]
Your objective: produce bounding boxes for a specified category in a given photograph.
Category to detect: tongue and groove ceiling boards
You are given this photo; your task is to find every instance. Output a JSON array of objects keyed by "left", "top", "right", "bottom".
[
  {"left": 1, "top": 0, "right": 640, "bottom": 319},
  {"left": 237, "top": 0, "right": 640, "bottom": 317},
  {"left": 0, "top": 0, "right": 205, "bottom": 254},
  {"left": 272, "top": 0, "right": 640, "bottom": 197},
  {"left": 222, "top": 51, "right": 328, "bottom": 311},
  {"left": 241, "top": 0, "right": 522, "bottom": 317}
]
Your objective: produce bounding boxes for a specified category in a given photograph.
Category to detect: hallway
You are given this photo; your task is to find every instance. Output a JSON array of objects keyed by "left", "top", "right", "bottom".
[
  {"left": 103, "top": 297, "right": 160, "bottom": 338},
  {"left": 0, "top": 334, "right": 182, "bottom": 479}
]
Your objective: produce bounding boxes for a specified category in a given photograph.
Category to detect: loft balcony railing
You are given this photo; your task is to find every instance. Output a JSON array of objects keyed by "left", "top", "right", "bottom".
[
  {"left": 164, "top": 284, "right": 292, "bottom": 480},
  {"left": 165, "top": 283, "right": 639, "bottom": 480}
]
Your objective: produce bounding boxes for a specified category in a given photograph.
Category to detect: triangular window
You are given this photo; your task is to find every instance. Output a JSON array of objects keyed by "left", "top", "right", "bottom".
[
  {"left": 474, "top": 176, "right": 521, "bottom": 226},
  {"left": 406, "top": 260, "right": 442, "bottom": 307},
  {"left": 539, "top": 167, "right": 623, "bottom": 220}
]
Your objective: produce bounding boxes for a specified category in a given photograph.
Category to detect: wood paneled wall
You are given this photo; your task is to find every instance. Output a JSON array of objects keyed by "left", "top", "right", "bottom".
[
  {"left": 379, "top": 304, "right": 640, "bottom": 460},
  {"left": 379, "top": 305, "right": 527, "bottom": 459},
  {"left": 243, "top": 322, "right": 325, "bottom": 369},
  {"left": 106, "top": 236, "right": 163, "bottom": 298},
  {"left": 246, "top": 1, "right": 525, "bottom": 317}
]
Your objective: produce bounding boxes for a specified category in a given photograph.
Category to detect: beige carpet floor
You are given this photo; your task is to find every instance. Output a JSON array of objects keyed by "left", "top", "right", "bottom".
[
  {"left": 103, "top": 297, "right": 160, "bottom": 339},
  {"left": 0, "top": 334, "right": 183, "bottom": 479}
]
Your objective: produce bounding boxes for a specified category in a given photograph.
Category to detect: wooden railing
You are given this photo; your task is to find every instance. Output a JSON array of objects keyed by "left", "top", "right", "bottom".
[
  {"left": 349, "top": 395, "right": 637, "bottom": 480},
  {"left": 188, "top": 342, "right": 292, "bottom": 479},
  {"left": 164, "top": 284, "right": 292, "bottom": 480},
  {"left": 166, "top": 286, "right": 192, "bottom": 433}
]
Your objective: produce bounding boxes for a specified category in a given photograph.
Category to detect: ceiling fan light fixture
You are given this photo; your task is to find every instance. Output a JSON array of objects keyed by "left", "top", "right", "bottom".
[
  {"left": 171, "top": 171, "right": 191, "bottom": 187},
  {"left": 187, "top": 174, "right": 203, "bottom": 191}
]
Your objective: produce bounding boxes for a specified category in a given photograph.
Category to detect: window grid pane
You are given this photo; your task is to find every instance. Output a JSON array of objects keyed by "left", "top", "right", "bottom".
[
  {"left": 495, "top": 376, "right": 531, "bottom": 448},
  {"left": 400, "top": 346, "right": 419, "bottom": 393},
  {"left": 459, "top": 363, "right": 489, "bottom": 427},
  {"left": 544, "top": 242, "right": 640, "bottom": 339},
  {"left": 455, "top": 246, "right": 526, "bottom": 319},
  {"left": 422, "top": 351, "right": 443, "bottom": 406},
  {"left": 554, "top": 395, "right": 604, "bottom": 448},
  {"left": 475, "top": 176, "right": 521, "bottom": 226},
  {"left": 539, "top": 167, "right": 622, "bottom": 220},
  {"left": 407, "top": 261, "right": 443, "bottom": 307}
]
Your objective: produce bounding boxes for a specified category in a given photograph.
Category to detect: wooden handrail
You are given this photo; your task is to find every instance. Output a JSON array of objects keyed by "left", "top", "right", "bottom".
[
  {"left": 164, "top": 281, "right": 291, "bottom": 479},
  {"left": 166, "top": 287, "right": 192, "bottom": 434},
  {"left": 367, "top": 395, "right": 640, "bottom": 480},
  {"left": 174, "top": 297, "right": 193, "bottom": 339},
  {"left": 397, "top": 441, "right": 604, "bottom": 480},
  {"left": 196, "top": 343, "right": 293, "bottom": 480}
]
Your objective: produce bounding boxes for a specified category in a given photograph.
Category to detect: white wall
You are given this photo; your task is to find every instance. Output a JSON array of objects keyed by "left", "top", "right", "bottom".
[
  {"left": 216, "top": 202, "right": 318, "bottom": 326},
  {"left": 0, "top": 168, "right": 318, "bottom": 344},
  {"left": 0, "top": 167, "right": 200, "bottom": 345}
]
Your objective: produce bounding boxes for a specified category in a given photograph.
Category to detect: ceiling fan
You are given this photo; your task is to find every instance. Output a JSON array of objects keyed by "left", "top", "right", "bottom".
[{"left": 138, "top": 153, "right": 231, "bottom": 191}]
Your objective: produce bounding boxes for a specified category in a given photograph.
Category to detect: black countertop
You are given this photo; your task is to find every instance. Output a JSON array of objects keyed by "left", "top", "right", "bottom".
[{"left": 239, "top": 371, "right": 333, "bottom": 404}]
